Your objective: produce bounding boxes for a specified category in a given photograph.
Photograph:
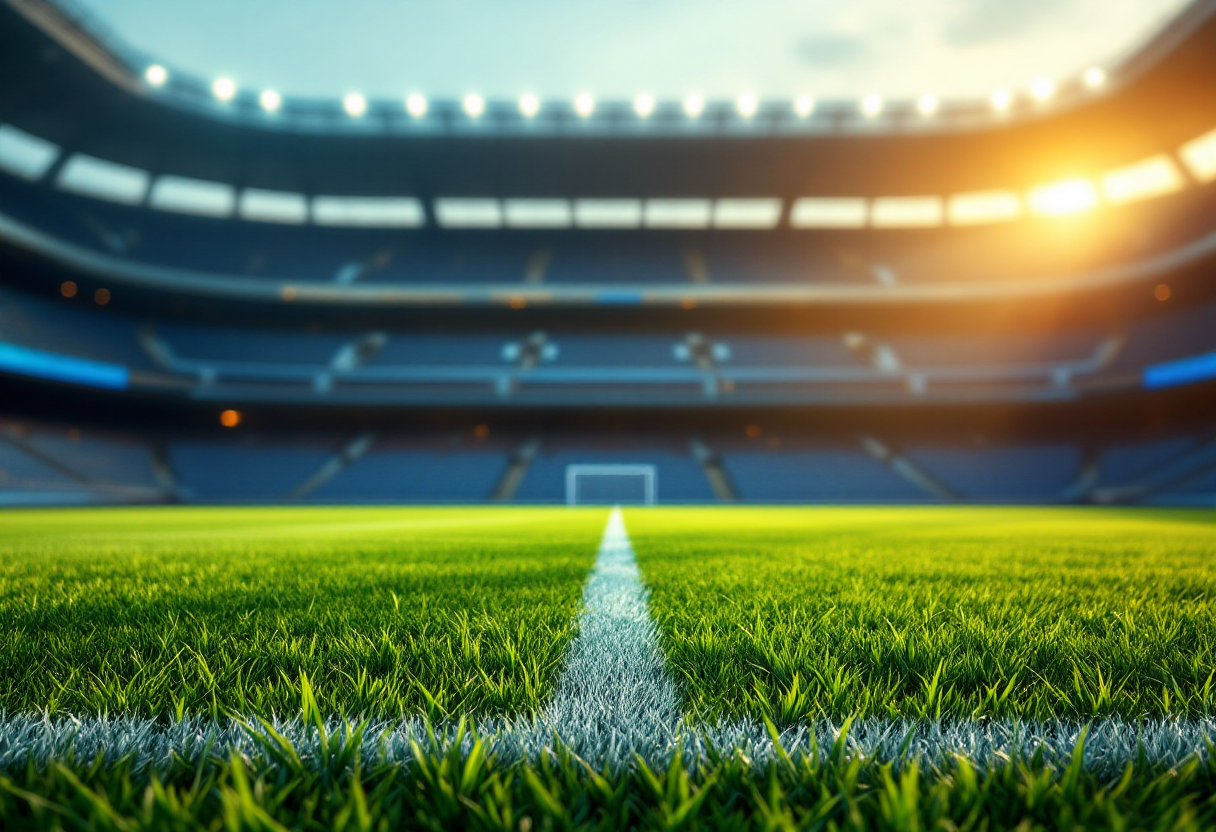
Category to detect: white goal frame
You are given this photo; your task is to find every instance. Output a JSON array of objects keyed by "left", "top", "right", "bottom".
[{"left": 565, "top": 464, "right": 657, "bottom": 506}]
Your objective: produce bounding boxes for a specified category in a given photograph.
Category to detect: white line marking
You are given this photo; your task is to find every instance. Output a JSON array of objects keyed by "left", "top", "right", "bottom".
[
  {"left": 2, "top": 715, "right": 1213, "bottom": 774},
  {"left": 541, "top": 507, "right": 682, "bottom": 761}
]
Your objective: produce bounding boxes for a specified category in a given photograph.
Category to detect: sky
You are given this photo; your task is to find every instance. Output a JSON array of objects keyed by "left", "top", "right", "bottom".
[{"left": 70, "top": 0, "right": 1193, "bottom": 103}]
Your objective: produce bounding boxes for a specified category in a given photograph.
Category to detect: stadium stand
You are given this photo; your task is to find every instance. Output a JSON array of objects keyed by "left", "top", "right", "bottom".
[
  {"left": 1, "top": 0, "right": 1215, "bottom": 506},
  {"left": 722, "top": 446, "right": 933, "bottom": 504}
]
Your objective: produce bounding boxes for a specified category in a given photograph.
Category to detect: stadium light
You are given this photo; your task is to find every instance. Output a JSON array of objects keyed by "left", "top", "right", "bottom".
[
  {"left": 1180, "top": 126, "right": 1216, "bottom": 182},
  {"left": 211, "top": 77, "right": 236, "bottom": 102},
  {"left": 463, "top": 93, "right": 485, "bottom": 118},
  {"left": 574, "top": 92, "right": 595, "bottom": 118},
  {"left": 948, "top": 190, "right": 1022, "bottom": 225},
  {"left": 917, "top": 94, "right": 939, "bottom": 116},
  {"left": 406, "top": 93, "right": 427, "bottom": 117},
  {"left": 1083, "top": 67, "right": 1107, "bottom": 89},
  {"left": 259, "top": 90, "right": 281, "bottom": 112},
  {"left": 683, "top": 93, "right": 704, "bottom": 118},
  {"left": 1101, "top": 155, "right": 1184, "bottom": 204},
  {"left": 794, "top": 94, "right": 815, "bottom": 117},
  {"left": 871, "top": 196, "right": 943, "bottom": 227},
  {"left": 343, "top": 93, "right": 367, "bottom": 117},
  {"left": 519, "top": 93, "right": 540, "bottom": 118},
  {"left": 990, "top": 89, "right": 1013, "bottom": 113},
  {"left": 1028, "top": 178, "right": 1098, "bottom": 216},
  {"left": 861, "top": 94, "right": 883, "bottom": 117},
  {"left": 633, "top": 93, "right": 655, "bottom": 118},
  {"left": 736, "top": 93, "right": 758, "bottom": 118},
  {"left": 1029, "top": 77, "right": 1056, "bottom": 102},
  {"left": 144, "top": 64, "right": 168, "bottom": 87}
]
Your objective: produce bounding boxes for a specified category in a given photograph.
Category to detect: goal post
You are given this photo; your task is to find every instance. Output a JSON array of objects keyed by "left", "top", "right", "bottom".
[{"left": 565, "top": 464, "right": 657, "bottom": 506}]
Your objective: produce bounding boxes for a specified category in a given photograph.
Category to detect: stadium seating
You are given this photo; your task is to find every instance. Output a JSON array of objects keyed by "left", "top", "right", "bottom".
[
  {"left": 310, "top": 447, "right": 509, "bottom": 503},
  {"left": 902, "top": 445, "right": 1083, "bottom": 502},
  {"left": 169, "top": 443, "right": 334, "bottom": 501},
  {"left": 1, "top": 0, "right": 1215, "bottom": 508},
  {"left": 722, "top": 447, "right": 932, "bottom": 503}
]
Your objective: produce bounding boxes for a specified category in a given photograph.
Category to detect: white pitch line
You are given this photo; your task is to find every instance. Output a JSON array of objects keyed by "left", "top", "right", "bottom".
[
  {"left": 540, "top": 507, "right": 683, "bottom": 762},
  {"left": 3, "top": 715, "right": 1214, "bottom": 775}
]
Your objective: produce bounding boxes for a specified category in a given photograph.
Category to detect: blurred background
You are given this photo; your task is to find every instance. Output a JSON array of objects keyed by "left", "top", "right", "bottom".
[{"left": 1, "top": 0, "right": 1214, "bottom": 506}]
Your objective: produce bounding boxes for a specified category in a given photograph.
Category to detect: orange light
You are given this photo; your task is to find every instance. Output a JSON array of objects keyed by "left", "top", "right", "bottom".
[
  {"left": 219, "top": 409, "right": 241, "bottom": 427},
  {"left": 60, "top": 281, "right": 77, "bottom": 298},
  {"left": 745, "top": 424, "right": 762, "bottom": 438},
  {"left": 93, "top": 287, "right": 111, "bottom": 305},
  {"left": 508, "top": 297, "right": 526, "bottom": 309},
  {"left": 473, "top": 424, "right": 490, "bottom": 439},
  {"left": 1155, "top": 284, "right": 1171, "bottom": 302},
  {"left": 681, "top": 298, "right": 696, "bottom": 309},
  {"left": 1027, "top": 179, "right": 1098, "bottom": 217}
]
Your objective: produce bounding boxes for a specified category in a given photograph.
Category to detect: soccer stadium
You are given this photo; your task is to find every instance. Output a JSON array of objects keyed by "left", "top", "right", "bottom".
[{"left": 1, "top": 0, "right": 1215, "bottom": 827}]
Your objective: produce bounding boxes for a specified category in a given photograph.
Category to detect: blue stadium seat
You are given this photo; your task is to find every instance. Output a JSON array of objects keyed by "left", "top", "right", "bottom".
[
  {"left": 904, "top": 445, "right": 1081, "bottom": 501},
  {"left": 723, "top": 449, "right": 929, "bottom": 503},
  {"left": 310, "top": 449, "right": 508, "bottom": 502}
]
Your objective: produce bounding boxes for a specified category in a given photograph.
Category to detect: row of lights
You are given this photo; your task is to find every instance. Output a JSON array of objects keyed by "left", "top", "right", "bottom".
[{"left": 143, "top": 64, "right": 1108, "bottom": 121}]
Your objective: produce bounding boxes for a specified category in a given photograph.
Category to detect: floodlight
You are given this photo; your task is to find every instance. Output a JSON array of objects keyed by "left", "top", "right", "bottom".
[
  {"left": 1180, "top": 126, "right": 1216, "bottom": 182},
  {"left": 1029, "top": 77, "right": 1056, "bottom": 101},
  {"left": 0, "top": 124, "right": 60, "bottom": 180},
  {"left": 574, "top": 92, "right": 595, "bottom": 117},
  {"left": 519, "top": 93, "right": 540, "bottom": 118},
  {"left": 917, "top": 94, "right": 938, "bottom": 116},
  {"left": 150, "top": 176, "right": 236, "bottom": 218},
  {"left": 736, "top": 93, "right": 758, "bottom": 118},
  {"left": 990, "top": 89, "right": 1013, "bottom": 112},
  {"left": 57, "top": 154, "right": 150, "bottom": 204},
  {"left": 1101, "top": 155, "right": 1184, "bottom": 204},
  {"left": 144, "top": 64, "right": 168, "bottom": 87},
  {"left": 861, "top": 94, "right": 883, "bottom": 117},
  {"left": 1028, "top": 178, "right": 1098, "bottom": 216},
  {"left": 794, "top": 95, "right": 814, "bottom": 117},
  {"left": 406, "top": 93, "right": 427, "bottom": 117},
  {"left": 212, "top": 77, "right": 236, "bottom": 101},
  {"left": 789, "top": 198, "right": 867, "bottom": 228},
  {"left": 683, "top": 93, "right": 704, "bottom": 118},
  {"left": 259, "top": 90, "right": 281, "bottom": 112},
  {"left": 948, "top": 190, "right": 1022, "bottom": 225},
  {"left": 633, "top": 93, "right": 655, "bottom": 118},
  {"left": 1083, "top": 67, "right": 1107, "bottom": 89},
  {"left": 463, "top": 93, "right": 485, "bottom": 118},
  {"left": 871, "top": 196, "right": 943, "bottom": 227},
  {"left": 343, "top": 93, "right": 367, "bottom": 117}
]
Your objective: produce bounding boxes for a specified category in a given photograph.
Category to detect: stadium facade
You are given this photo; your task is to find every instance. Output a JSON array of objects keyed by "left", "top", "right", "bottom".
[{"left": 2, "top": 0, "right": 1216, "bottom": 506}]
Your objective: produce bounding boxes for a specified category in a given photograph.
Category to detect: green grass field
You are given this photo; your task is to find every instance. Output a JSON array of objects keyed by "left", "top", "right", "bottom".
[
  {"left": 2, "top": 505, "right": 1215, "bottom": 830},
  {"left": 627, "top": 507, "right": 1216, "bottom": 723},
  {"left": 0, "top": 507, "right": 605, "bottom": 718}
]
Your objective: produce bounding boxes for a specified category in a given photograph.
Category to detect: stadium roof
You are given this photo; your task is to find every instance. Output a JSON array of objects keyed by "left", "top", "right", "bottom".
[{"left": 65, "top": 0, "right": 1192, "bottom": 106}]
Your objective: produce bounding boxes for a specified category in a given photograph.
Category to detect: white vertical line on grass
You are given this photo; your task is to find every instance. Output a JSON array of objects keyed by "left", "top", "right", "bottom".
[{"left": 541, "top": 507, "right": 682, "bottom": 761}]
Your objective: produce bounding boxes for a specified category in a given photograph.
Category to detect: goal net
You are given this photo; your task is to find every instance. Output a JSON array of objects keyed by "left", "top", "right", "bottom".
[{"left": 565, "top": 464, "right": 657, "bottom": 506}]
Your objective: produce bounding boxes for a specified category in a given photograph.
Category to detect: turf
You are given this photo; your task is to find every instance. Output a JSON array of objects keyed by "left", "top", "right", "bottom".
[
  {"left": 3, "top": 505, "right": 1216, "bottom": 829},
  {"left": 0, "top": 506, "right": 606, "bottom": 719},
  {"left": 626, "top": 506, "right": 1216, "bottom": 724}
]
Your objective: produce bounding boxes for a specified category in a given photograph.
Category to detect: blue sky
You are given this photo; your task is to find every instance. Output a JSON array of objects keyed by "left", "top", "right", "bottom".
[{"left": 72, "top": 0, "right": 1191, "bottom": 102}]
